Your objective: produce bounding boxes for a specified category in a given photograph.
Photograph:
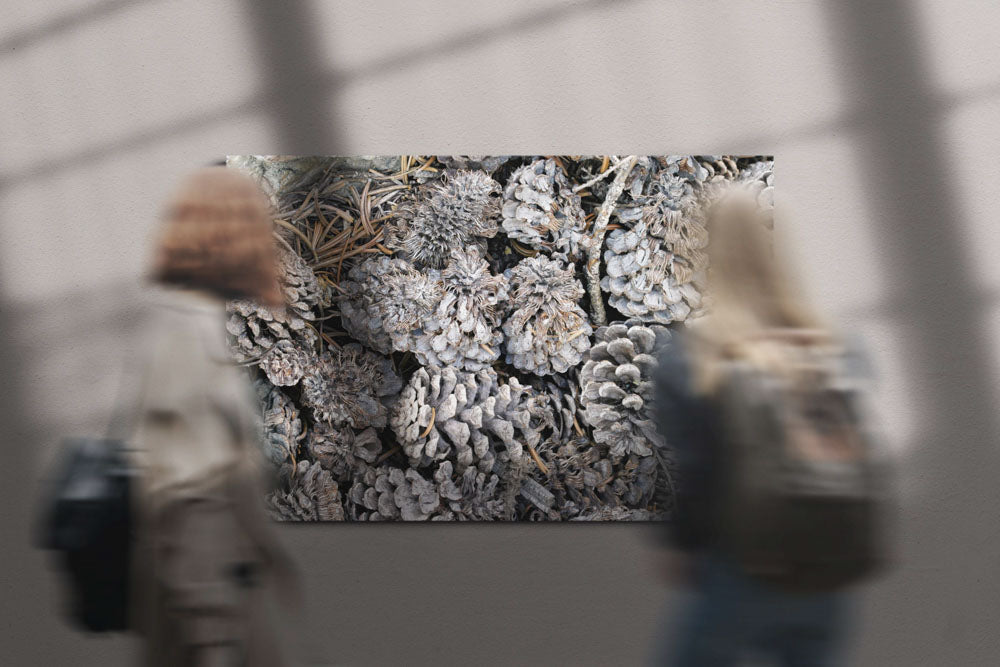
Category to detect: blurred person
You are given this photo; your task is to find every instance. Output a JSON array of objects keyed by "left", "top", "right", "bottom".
[
  {"left": 650, "top": 189, "right": 886, "bottom": 666},
  {"left": 131, "top": 167, "right": 296, "bottom": 666}
]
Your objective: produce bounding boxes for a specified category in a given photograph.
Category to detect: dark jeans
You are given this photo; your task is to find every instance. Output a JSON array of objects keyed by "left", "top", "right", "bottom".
[{"left": 659, "top": 553, "right": 849, "bottom": 667}]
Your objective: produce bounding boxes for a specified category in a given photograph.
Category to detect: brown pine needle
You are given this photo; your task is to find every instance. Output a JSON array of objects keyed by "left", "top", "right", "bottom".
[
  {"left": 573, "top": 416, "right": 584, "bottom": 437},
  {"left": 376, "top": 445, "right": 402, "bottom": 465},
  {"left": 527, "top": 444, "right": 549, "bottom": 475},
  {"left": 419, "top": 407, "right": 436, "bottom": 439},
  {"left": 274, "top": 219, "right": 316, "bottom": 256},
  {"left": 293, "top": 188, "right": 316, "bottom": 221},
  {"left": 565, "top": 329, "right": 586, "bottom": 342},
  {"left": 512, "top": 240, "right": 538, "bottom": 257}
]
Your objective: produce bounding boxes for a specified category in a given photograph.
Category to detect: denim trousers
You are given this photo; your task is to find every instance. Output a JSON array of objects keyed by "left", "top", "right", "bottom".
[{"left": 653, "top": 553, "right": 849, "bottom": 667}]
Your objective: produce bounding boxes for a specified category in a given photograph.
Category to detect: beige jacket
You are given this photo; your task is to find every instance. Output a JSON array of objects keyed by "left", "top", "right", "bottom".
[{"left": 129, "top": 289, "right": 292, "bottom": 666}]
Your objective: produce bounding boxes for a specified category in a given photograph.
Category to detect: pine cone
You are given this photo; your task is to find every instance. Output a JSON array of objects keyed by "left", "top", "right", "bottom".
[
  {"left": 649, "top": 155, "right": 711, "bottom": 213},
  {"left": 610, "top": 453, "right": 660, "bottom": 508},
  {"left": 337, "top": 255, "right": 443, "bottom": 355},
  {"left": 386, "top": 170, "right": 501, "bottom": 269},
  {"left": 259, "top": 339, "right": 310, "bottom": 386},
  {"left": 413, "top": 247, "right": 508, "bottom": 370},
  {"left": 306, "top": 423, "right": 381, "bottom": 483},
  {"left": 346, "top": 460, "right": 506, "bottom": 521},
  {"left": 345, "top": 463, "right": 443, "bottom": 521},
  {"left": 570, "top": 506, "right": 657, "bottom": 521},
  {"left": 436, "top": 155, "right": 510, "bottom": 173},
  {"left": 738, "top": 159, "right": 775, "bottom": 214},
  {"left": 598, "top": 156, "right": 660, "bottom": 224},
  {"left": 540, "top": 375, "right": 585, "bottom": 444},
  {"left": 301, "top": 343, "right": 401, "bottom": 428},
  {"left": 267, "top": 460, "right": 345, "bottom": 521},
  {"left": 501, "top": 158, "right": 587, "bottom": 261},
  {"left": 601, "top": 158, "right": 713, "bottom": 324},
  {"left": 255, "top": 380, "right": 305, "bottom": 467},
  {"left": 390, "top": 366, "right": 551, "bottom": 472},
  {"left": 390, "top": 367, "right": 493, "bottom": 471},
  {"left": 225, "top": 244, "right": 324, "bottom": 363},
  {"left": 697, "top": 155, "right": 740, "bottom": 182},
  {"left": 276, "top": 242, "right": 331, "bottom": 317},
  {"left": 579, "top": 320, "right": 669, "bottom": 457},
  {"left": 529, "top": 437, "right": 613, "bottom": 519},
  {"left": 226, "top": 298, "right": 317, "bottom": 364},
  {"left": 502, "top": 256, "right": 593, "bottom": 376},
  {"left": 437, "top": 461, "right": 506, "bottom": 521}
]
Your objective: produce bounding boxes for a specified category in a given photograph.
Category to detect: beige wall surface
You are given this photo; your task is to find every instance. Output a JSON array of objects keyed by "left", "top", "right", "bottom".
[{"left": 2, "top": 1, "right": 999, "bottom": 665}]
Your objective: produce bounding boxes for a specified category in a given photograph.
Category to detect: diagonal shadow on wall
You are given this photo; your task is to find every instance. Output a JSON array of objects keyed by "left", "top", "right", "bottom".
[{"left": 825, "top": 1, "right": 1000, "bottom": 663}]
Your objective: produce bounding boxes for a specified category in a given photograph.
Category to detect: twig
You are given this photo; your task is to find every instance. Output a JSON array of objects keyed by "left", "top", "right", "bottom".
[
  {"left": 572, "top": 155, "right": 628, "bottom": 193},
  {"left": 586, "top": 155, "right": 637, "bottom": 325}
]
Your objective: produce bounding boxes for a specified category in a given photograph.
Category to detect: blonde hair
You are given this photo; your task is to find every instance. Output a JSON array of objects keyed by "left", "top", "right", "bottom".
[
  {"left": 689, "top": 186, "right": 830, "bottom": 393},
  {"left": 151, "top": 167, "right": 282, "bottom": 306}
]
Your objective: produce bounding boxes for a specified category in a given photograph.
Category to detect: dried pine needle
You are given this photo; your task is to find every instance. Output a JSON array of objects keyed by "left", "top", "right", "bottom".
[
  {"left": 527, "top": 444, "right": 549, "bottom": 475},
  {"left": 419, "top": 407, "right": 437, "bottom": 439},
  {"left": 376, "top": 445, "right": 402, "bottom": 465}
]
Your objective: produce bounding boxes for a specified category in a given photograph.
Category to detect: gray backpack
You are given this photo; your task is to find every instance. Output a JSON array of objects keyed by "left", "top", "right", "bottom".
[{"left": 714, "top": 333, "right": 886, "bottom": 591}]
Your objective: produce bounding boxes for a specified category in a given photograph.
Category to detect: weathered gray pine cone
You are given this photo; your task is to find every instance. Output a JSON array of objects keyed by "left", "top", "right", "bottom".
[
  {"left": 345, "top": 463, "right": 445, "bottom": 521},
  {"left": 346, "top": 460, "right": 506, "bottom": 521},
  {"left": 267, "top": 460, "right": 345, "bottom": 521},
  {"left": 529, "top": 437, "right": 609, "bottom": 519},
  {"left": 739, "top": 159, "right": 775, "bottom": 213},
  {"left": 413, "top": 247, "right": 508, "bottom": 370},
  {"left": 386, "top": 170, "right": 501, "bottom": 269},
  {"left": 601, "top": 159, "right": 713, "bottom": 324},
  {"left": 649, "top": 155, "right": 711, "bottom": 213},
  {"left": 225, "top": 243, "right": 325, "bottom": 363},
  {"left": 301, "top": 343, "right": 402, "bottom": 428},
  {"left": 337, "top": 255, "right": 443, "bottom": 355},
  {"left": 436, "top": 155, "right": 510, "bottom": 173},
  {"left": 390, "top": 366, "right": 551, "bottom": 472},
  {"left": 697, "top": 155, "right": 740, "bottom": 182},
  {"left": 570, "top": 506, "right": 658, "bottom": 521},
  {"left": 610, "top": 453, "right": 660, "bottom": 508},
  {"left": 255, "top": 380, "right": 306, "bottom": 467},
  {"left": 501, "top": 158, "right": 587, "bottom": 261},
  {"left": 259, "top": 339, "right": 310, "bottom": 386},
  {"left": 226, "top": 298, "right": 317, "bottom": 364},
  {"left": 601, "top": 219, "right": 708, "bottom": 324},
  {"left": 306, "top": 423, "right": 381, "bottom": 483},
  {"left": 391, "top": 367, "right": 491, "bottom": 471},
  {"left": 437, "top": 461, "right": 506, "bottom": 521},
  {"left": 502, "top": 256, "right": 593, "bottom": 375},
  {"left": 277, "top": 242, "right": 331, "bottom": 317},
  {"left": 579, "top": 320, "right": 669, "bottom": 457},
  {"left": 539, "top": 375, "right": 585, "bottom": 444}
]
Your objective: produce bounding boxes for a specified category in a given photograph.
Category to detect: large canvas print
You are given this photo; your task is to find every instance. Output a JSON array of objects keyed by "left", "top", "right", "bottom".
[{"left": 226, "top": 155, "right": 773, "bottom": 521}]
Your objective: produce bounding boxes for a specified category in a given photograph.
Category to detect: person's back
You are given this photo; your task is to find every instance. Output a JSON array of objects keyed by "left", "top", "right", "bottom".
[
  {"left": 651, "top": 189, "right": 880, "bottom": 666},
  {"left": 129, "top": 168, "right": 293, "bottom": 666}
]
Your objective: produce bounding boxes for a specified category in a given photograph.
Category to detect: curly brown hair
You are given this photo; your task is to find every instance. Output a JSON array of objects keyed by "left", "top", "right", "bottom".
[{"left": 151, "top": 167, "right": 282, "bottom": 305}]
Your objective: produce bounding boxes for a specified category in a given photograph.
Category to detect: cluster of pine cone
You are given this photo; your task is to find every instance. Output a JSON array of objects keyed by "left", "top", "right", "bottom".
[{"left": 226, "top": 155, "right": 773, "bottom": 521}]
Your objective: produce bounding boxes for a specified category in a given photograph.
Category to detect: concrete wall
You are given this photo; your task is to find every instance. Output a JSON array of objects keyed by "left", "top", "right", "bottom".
[{"left": 2, "top": 1, "right": 998, "bottom": 664}]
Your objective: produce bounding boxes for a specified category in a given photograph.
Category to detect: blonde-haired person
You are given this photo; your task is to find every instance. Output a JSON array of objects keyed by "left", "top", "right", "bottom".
[
  {"left": 131, "top": 167, "right": 293, "bottom": 666},
  {"left": 651, "top": 189, "right": 856, "bottom": 666}
]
